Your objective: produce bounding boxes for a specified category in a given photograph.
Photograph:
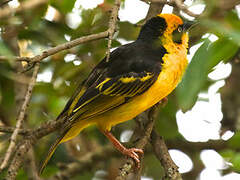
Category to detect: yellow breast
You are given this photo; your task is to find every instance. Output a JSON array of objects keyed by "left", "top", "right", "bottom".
[
  {"left": 86, "top": 33, "right": 189, "bottom": 131},
  {"left": 94, "top": 45, "right": 188, "bottom": 131}
]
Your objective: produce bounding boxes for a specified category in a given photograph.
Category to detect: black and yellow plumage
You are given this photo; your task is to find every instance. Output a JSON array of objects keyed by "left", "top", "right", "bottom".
[{"left": 40, "top": 14, "right": 190, "bottom": 173}]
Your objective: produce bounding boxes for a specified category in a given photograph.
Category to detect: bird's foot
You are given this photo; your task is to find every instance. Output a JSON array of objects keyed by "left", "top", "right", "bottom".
[
  {"left": 102, "top": 130, "right": 144, "bottom": 168},
  {"left": 122, "top": 148, "right": 144, "bottom": 168}
]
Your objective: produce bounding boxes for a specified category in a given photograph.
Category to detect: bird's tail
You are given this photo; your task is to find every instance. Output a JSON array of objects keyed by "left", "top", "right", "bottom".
[
  {"left": 38, "top": 127, "right": 70, "bottom": 175},
  {"left": 39, "top": 120, "right": 88, "bottom": 175}
]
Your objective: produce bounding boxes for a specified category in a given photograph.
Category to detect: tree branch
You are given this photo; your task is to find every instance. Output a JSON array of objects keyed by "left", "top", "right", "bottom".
[
  {"left": 0, "top": 126, "right": 31, "bottom": 135},
  {"left": 141, "top": 0, "right": 198, "bottom": 17},
  {"left": 0, "top": 56, "right": 31, "bottom": 62},
  {"left": 173, "top": 0, "right": 198, "bottom": 17},
  {"left": 105, "top": 0, "right": 121, "bottom": 62},
  {"left": 0, "top": 62, "right": 40, "bottom": 172},
  {"left": 0, "top": 32, "right": 109, "bottom": 66},
  {"left": 20, "top": 31, "right": 109, "bottom": 64},
  {"left": 151, "top": 130, "right": 182, "bottom": 180},
  {"left": 167, "top": 139, "right": 229, "bottom": 152},
  {"left": 5, "top": 116, "right": 66, "bottom": 179}
]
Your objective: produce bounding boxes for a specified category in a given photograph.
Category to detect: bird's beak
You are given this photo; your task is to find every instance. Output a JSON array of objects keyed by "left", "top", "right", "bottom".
[{"left": 183, "top": 21, "right": 196, "bottom": 32}]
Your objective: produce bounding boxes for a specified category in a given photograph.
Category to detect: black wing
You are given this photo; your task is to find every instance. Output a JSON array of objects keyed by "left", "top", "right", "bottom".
[{"left": 59, "top": 40, "right": 167, "bottom": 120}]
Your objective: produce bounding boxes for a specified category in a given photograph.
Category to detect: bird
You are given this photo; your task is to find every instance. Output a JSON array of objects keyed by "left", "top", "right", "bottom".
[{"left": 39, "top": 13, "right": 190, "bottom": 174}]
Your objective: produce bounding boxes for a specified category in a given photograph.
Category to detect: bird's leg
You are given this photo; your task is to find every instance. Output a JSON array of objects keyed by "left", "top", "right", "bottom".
[{"left": 102, "top": 130, "right": 143, "bottom": 168}]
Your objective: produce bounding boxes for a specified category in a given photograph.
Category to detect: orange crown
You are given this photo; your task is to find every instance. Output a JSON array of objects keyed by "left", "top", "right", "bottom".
[{"left": 158, "top": 14, "right": 183, "bottom": 33}]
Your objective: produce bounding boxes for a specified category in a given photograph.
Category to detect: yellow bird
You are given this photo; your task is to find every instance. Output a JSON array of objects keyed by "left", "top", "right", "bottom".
[{"left": 40, "top": 13, "right": 190, "bottom": 173}]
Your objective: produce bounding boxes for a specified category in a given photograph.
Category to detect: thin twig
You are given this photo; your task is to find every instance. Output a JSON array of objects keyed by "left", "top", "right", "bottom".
[
  {"left": 0, "top": 31, "right": 109, "bottom": 73},
  {"left": 173, "top": 0, "right": 198, "bottom": 17},
  {"left": 22, "top": 31, "right": 108, "bottom": 63},
  {"left": 167, "top": 138, "right": 228, "bottom": 152},
  {"left": 0, "top": 0, "right": 48, "bottom": 19},
  {"left": 141, "top": 0, "right": 198, "bottom": 17},
  {"left": 0, "top": 31, "right": 108, "bottom": 70},
  {"left": 1, "top": 32, "right": 108, "bottom": 65},
  {"left": 151, "top": 130, "right": 182, "bottom": 180},
  {"left": 0, "top": 63, "right": 40, "bottom": 171},
  {"left": 6, "top": 138, "right": 35, "bottom": 179},
  {"left": 141, "top": 0, "right": 173, "bottom": 6},
  {"left": 105, "top": 0, "right": 121, "bottom": 62},
  {"left": 146, "top": 2, "right": 164, "bottom": 20},
  {"left": 0, "top": 56, "right": 31, "bottom": 62},
  {"left": 0, "top": 126, "right": 31, "bottom": 135},
  {"left": 139, "top": 1, "right": 164, "bottom": 26}
]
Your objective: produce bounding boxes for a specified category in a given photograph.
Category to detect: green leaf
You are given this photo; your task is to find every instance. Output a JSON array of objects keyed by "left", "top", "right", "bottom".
[
  {"left": 119, "top": 21, "right": 139, "bottom": 40},
  {"left": 228, "top": 131, "right": 240, "bottom": 149},
  {"left": 231, "top": 153, "right": 240, "bottom": 172},
  {"left": 208, "top": 38, "right": 238, "bottom": 67},
  {"left": 220, "top": 149, "right": 240, "bottom": 172},
  {"left": 16, "top": 168, "right": 28, "bottom": 180},
  {"left": 111, "top": 39, "right": 122, "bottom": 47},
  {"left": 225, "top": 11, "right": 240, "bottom": 31},
  {"left": 41, "top": 165, "right": 59, "bottom": 178},
  {"left": 91, "top": 11, "right": 103, "bottom": 25},
  {"left": 220, "top": 149, "right": 235, "bottom": 160},
  {"left": 176, "top": 39, "right": 210, "bottom": 111},
  {"left": 177, "top": 37, "right": 239, "bottom": 111},
  {"left": 202, "top": 16, "right": 240, "bottom": 46},
  {"left": 50, "top": 0, "right": 76, "bottom": 14}
]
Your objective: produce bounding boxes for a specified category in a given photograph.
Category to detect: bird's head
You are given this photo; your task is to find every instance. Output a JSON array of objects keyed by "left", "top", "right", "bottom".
[{"left": 138, "top": 13, "right": 191, "bottom": 50}]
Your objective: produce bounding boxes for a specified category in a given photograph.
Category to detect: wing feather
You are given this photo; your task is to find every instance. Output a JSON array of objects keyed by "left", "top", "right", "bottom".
[{"left": 69, "top": 71, "right": 159, "bottom": 120}]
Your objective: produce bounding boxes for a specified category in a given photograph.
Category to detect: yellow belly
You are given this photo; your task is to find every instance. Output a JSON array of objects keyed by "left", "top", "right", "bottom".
[{"left": 92, "top": 50, "right": 188, "bottom": 131}]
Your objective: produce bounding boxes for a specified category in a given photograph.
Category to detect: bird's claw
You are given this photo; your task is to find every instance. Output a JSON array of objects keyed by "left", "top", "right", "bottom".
[{"left": 123, "top": 148, "right": 144, "bottom": 168}]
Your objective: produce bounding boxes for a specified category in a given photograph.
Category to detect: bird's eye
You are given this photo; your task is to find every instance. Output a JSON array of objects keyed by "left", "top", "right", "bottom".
[
  {"left": 178, "top": 26, "right": 182, "bottom": 32},
  {"left": 172, "top": 25, "right": 183, "bottom": 44}
]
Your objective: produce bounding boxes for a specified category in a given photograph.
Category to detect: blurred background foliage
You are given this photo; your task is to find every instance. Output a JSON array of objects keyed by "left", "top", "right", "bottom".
[{"left": 0, "top": 0, "right": 240, "bottom": 179}]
